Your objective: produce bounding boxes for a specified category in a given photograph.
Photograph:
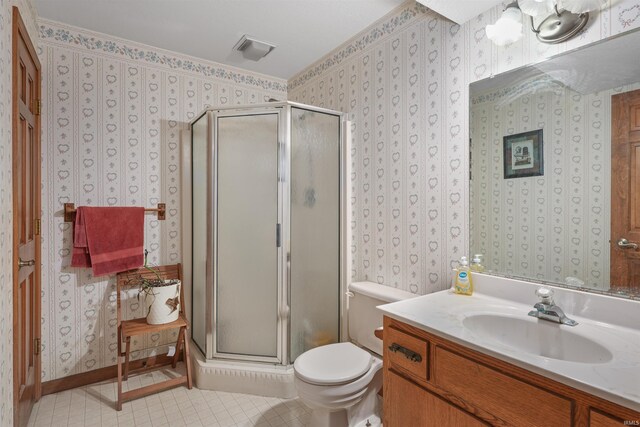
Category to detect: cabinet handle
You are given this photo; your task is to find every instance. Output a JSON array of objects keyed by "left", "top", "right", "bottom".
[{"left": 388, "top": 343, "right": 422, "bottom": 363}]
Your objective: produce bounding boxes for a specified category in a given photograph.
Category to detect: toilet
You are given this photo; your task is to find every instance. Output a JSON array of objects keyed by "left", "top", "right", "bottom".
[{"left": 294, "top": 281, "right": 416, "bottom": 427}]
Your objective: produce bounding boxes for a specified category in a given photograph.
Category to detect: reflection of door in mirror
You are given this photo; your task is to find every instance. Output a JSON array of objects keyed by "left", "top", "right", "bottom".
[{"left": 611, "top": 89, "right": 640, "bottom": 293}]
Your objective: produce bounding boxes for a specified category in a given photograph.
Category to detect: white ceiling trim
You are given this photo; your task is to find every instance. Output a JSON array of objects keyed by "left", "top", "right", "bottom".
[{"left": 34, "top": 0, "right": 410, "bottom": 79}]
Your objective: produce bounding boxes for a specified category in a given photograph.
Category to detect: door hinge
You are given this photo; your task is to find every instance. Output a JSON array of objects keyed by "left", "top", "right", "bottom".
[
  {"left": 34, "top": 99, "right": 42, "bottom": 116},
  {"left": 34, "top": 218, "right": 41, "bottom": 236},
  {"left": 34, "top": 338, "right": 41, "bottom": 356}
]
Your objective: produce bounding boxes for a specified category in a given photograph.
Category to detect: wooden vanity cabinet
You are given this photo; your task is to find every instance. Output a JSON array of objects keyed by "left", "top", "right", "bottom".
[
  {"left": 386, "top": 370, "right": 488, "bottom": 426},
  {"left": 383, "top": 316, "right": 640, "bottom": 427}
]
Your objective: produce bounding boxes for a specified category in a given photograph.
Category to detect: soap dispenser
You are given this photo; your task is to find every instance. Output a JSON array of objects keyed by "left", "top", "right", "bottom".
[
  {"left": 454, "top": 256, "right": 473, "bottom": 295},
  {"left": 470, "top": 254, "right": 485, "bottom": 272}
]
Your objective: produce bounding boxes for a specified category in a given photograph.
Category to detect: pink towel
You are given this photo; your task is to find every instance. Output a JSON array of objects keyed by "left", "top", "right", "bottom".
[
  {"left": 71, "top": 207, "right": 145, "bottom": 276},
  {"left": 70, "top": 207, "right": 91, "bottom": 268}
]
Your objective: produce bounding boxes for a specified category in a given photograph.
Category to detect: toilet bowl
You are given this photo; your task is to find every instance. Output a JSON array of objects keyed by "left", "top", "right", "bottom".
[
  {"left": 294, "top": 342, "right": 382, "bottom": 427},
  {"left": 293, "top": 282, "right": 416, "bottom": 427}
]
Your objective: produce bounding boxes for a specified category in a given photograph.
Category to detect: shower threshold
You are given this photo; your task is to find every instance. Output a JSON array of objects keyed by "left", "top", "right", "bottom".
[{"left": 191, "top": 347, "right": 296, "bottom": 398}]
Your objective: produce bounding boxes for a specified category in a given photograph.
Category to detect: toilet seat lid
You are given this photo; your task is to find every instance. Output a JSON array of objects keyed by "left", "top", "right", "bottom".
[{"left": 294, "top": 342, "right": 372, "bottom": 386}]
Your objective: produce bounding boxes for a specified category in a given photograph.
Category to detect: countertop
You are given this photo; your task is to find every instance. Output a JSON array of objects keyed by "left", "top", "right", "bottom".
[{"left": 378, "top": 286, "right": 640, "bottom": 412}]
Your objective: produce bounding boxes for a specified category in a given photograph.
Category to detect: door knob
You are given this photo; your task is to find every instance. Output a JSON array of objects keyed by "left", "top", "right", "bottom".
[
  {"left": 617, "top": 238, "right": 639, "bottom": 250},
  {"left": 18, "top": 258, "right": 35, "bottom": 268}
]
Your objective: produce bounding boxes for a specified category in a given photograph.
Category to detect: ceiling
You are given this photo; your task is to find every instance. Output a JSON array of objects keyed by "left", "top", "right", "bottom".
[
  {"left": 34, "top": 0, "right": 412, "bottom": 80},
  {"left": 416, "top": 0, "right": 503, "bottom": 25}
]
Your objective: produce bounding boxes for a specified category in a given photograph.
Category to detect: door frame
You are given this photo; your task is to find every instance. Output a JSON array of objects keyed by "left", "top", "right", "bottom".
[{"left": 12, "top": 5, "right": 42, "bottom": 424}]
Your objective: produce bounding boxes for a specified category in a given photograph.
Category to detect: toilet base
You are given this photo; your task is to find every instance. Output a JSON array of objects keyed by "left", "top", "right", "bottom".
[
  {"left": 306, "top": 397, "right": 382, "bottom": 427},
  {"left": 308, "top": 409, "right": 349, "bottom": 427},
  {"left": 353, "top": 414, "right": 382, "bottom": 427},
  {"left": 304, "top": 377, "right": 382, "bottom": 427},
  {"left": 347, "top": 382, "right": 382, "bottom": 427}
]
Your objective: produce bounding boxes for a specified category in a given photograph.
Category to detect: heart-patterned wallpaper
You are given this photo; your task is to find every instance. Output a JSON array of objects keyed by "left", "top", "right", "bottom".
[
  {"left": 4, "top": 0, "right": 640, "bottom": 392},
  {"left": 470, "top": 82, "right": 640, "bottom": 288},
  {"left": 292, "top": 3, "right": 461, "bottom": 295},
  {"left": 288, "top": 0, "right": 640, "bottom": 295},
  {"left": 0, "top": 0, "right": 38, "bottom": 424},
  {"left": 38, "top": 19, "right": 286, "bottom": 381}
]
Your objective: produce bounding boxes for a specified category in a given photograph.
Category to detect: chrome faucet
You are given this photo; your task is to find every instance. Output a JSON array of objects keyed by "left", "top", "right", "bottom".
[{"left": 528, "top": 287, "right": 578, "bottom": 326}]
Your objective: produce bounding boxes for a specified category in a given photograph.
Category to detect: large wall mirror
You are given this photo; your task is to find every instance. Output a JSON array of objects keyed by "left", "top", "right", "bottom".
[{"left": 470, "top": 29, "right": 640, "bottom": 299}]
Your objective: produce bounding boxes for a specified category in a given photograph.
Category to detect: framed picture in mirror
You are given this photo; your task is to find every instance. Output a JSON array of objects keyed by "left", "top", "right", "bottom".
[{"left": 503, "top": 129, "right": 544, "bottom": 179}]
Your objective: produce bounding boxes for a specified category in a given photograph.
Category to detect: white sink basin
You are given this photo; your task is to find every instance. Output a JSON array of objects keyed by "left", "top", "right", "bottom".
[{"left": 462, "top": 314, "right": 613, "bottom": 364}]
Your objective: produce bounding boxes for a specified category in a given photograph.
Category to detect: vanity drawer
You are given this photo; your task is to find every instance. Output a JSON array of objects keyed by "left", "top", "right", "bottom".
[
  {"left": 590, "top": 410, "right": 628, "bottom": 427},
  {"left": 433, "top": 346, "right": 573, "bottom": 427},
  {"left": 385, "top": 326, "right": 429, "bottom": 381}
]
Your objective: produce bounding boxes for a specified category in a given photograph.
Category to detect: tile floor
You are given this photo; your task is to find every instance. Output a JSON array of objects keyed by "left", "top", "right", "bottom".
[{"left": 28, "top": 365, "right": 311, "bottom": 427}]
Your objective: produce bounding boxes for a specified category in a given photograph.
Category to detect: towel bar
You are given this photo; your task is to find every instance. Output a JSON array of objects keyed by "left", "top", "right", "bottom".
[{"left": 63, "top": 202, "right": 166, "bottom": 222}]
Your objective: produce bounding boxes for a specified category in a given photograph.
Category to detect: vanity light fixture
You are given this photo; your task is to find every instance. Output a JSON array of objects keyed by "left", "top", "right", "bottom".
[
  {"left": 486, "top": 0, "right": 607, "bottom": 46},
  {"left": 485, "top": 2, "right": 524, "bottom": 46},
  {"left": 233, "top": 34, "right": 276, "bottom": 61}
]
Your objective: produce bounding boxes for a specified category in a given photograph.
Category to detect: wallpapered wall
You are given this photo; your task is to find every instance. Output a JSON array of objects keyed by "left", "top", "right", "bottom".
[
  {"left": 7, "top": 0, "right": 640, "bottom": 390},
  {"left": 288, "top": 0, "right": 640, "bottom": 295},
  {"left": 39, "top": 19, "right": 287, "bottom": 381},
  {"left": 0, "top": 0, "right": 38, "bottom": 424}
]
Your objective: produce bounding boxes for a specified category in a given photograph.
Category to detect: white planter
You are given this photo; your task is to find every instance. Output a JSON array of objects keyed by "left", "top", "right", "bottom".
[{"left": 145, "top": 280, "right": 181, "bottom": 325}]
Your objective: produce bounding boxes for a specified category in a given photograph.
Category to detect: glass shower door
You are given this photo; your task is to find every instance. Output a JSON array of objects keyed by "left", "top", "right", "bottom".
[
  {"left": 290, "top": 107, "right": 341, "bottom": 361},
  {"left": 214, "top": 111, "right": 281, "bottom": 361}
]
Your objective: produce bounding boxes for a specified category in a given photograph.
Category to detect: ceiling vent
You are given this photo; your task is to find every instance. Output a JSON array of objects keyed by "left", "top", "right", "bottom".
[{"left": 233, "top": 35, "right": 276, "bottom": 61}]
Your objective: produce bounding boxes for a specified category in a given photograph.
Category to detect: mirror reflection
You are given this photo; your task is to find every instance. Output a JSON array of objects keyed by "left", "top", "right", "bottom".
[{"left": 470, "top": 29, "right": 640, "bottom": 297}]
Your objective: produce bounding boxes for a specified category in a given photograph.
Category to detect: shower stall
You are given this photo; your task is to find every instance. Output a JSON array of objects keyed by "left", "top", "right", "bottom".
[{"left": 186, "top": 102, "right": 348, "bottom": 394}]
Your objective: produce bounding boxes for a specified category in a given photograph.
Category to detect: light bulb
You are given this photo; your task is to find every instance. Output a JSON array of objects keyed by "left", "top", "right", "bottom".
[
  {"left": 486, "top": 6, "right": 523, "bottom": 46},
  {"left": 518, "top": 0, "right": 555, "bottom": 16}
]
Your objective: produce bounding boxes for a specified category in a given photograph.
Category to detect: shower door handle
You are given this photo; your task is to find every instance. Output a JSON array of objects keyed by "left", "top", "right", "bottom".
[{"left": 276, "top": 223, "right": 281, "bottom": 247}]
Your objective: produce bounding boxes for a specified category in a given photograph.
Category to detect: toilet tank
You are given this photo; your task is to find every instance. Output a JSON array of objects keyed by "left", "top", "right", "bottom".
[{"left": 348, "top": 281, "right": 416, "bottom": 356}]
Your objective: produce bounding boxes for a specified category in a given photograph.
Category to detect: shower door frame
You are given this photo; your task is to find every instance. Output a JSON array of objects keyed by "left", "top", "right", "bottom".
[
  {"left": 209, "top": 107, "right": 288, "bottom": 364},
  {"left": 188, "top": 102, "right": 350, "bottom": 367}
]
